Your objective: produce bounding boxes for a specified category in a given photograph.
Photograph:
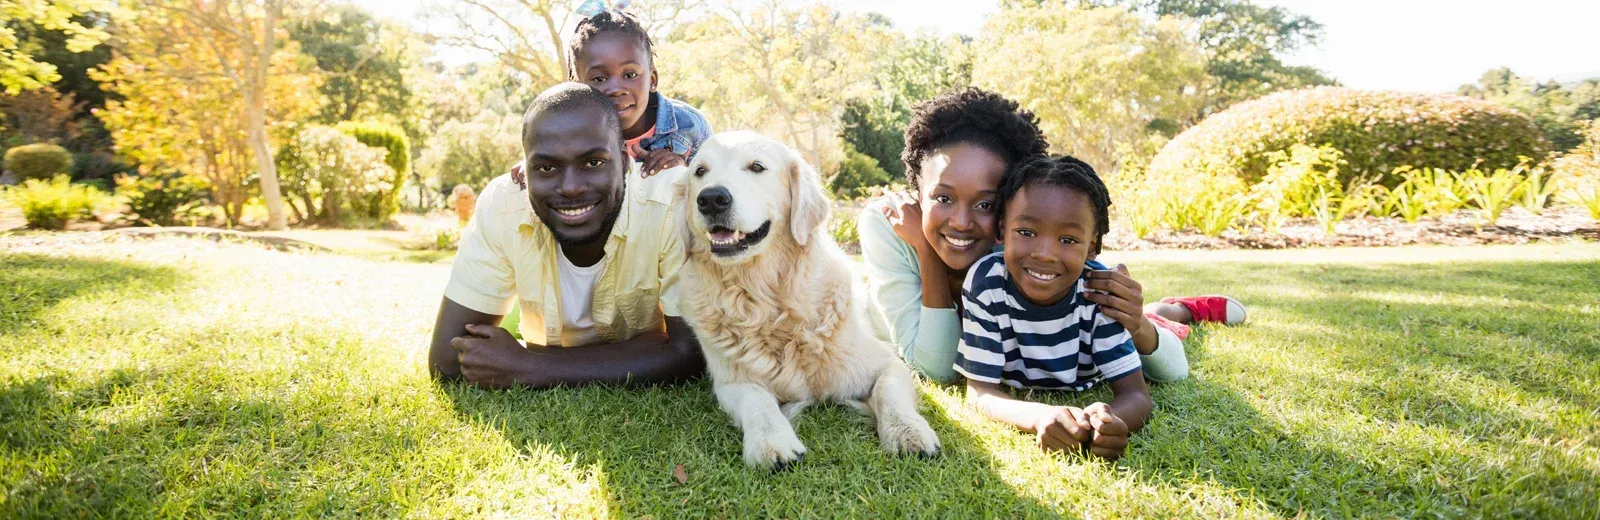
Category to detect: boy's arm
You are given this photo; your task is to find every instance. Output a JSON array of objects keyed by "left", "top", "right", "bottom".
[
  {"left": 966, "top": 380, "right": 1093, "bottom": 452},
  {"left": 1104, "top": 370, "right": 1154, "bottom": 433}
]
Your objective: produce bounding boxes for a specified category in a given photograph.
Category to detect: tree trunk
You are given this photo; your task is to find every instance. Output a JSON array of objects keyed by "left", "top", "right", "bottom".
[{"left": 250, "top": 0, "right": 288, "bottom": 230}]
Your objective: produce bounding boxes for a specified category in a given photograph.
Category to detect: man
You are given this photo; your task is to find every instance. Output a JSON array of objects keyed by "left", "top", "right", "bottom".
[{"left": 427, "top": 82, "right": 702, "bottom": 389}]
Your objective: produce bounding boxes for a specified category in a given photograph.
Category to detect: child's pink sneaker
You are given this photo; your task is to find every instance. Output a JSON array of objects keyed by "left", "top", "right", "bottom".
[{"left": 1161, "top": 295, "right": 1248, "bottom": 325}]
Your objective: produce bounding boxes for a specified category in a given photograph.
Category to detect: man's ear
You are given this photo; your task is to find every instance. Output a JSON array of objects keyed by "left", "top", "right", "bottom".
[{"left": 787, "top": 151, "right": 829, "bottom": 247}]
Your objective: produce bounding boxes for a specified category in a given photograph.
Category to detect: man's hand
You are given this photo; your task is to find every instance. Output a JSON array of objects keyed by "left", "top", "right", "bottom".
[
  {"left": 1084, "top": 402, "right": 1131, "bottom": 461},
  {"left": 1032, "top": 406, "right": 1093, "bottom": 452},
  {"left": 628, "top": 143, "right": 687, "bottom": 177},
  {"left": 880, "top": 191, "right": 928, "bottom": 251},
  {"left": 1084, "top": 264, "right": 1148, "bottom": 337},
  {"left": 449, "top": 324, "right": 532, "bottom": 389}
]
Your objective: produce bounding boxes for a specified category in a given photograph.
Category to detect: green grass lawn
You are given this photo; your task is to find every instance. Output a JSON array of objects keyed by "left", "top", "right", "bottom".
[{"left": 3, "top": 235, "right": 1597, "bottom": 518}]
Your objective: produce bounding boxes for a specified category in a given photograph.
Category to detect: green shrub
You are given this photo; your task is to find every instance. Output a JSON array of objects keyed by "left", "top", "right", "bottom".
[
  {"left": 830, "top": 144, "right": 893, "bottom": 199},
  {"left": 116, "top": 172, "right": 211, "bottom": 226},
  {"left": 3, "top": 175, "right": 111, "bottom": 229},
  {"left": 4, "top": 143, "right": 74, "bottom": 181},
  {"left": 1552, "top": 121, "right": 1600, "bottom": 220},
  {"left": 335, "top": 121, "right": 410, "bottom": 220},
  {"left": 1460, "top": 166, "right": 1522, "bottom": 227},
  {"left": 277, "top": 125, "right": 397, "bottom": 225},
  {"left": 1151, "top": 87, "right": 1547, "bottom": 187},
  {"left": 828, "top": 213, "right": 859, "bottom": 251}
]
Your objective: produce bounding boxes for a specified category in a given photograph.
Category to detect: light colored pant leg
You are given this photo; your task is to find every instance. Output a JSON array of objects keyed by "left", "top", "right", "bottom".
[{"left": 1141, "top": 326, "right": 1189, "bottom": 382}]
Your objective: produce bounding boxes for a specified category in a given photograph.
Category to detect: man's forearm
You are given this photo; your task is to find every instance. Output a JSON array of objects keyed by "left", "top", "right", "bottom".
[{"left": 503, "top": 331, "right": 704, "bottom": 389}]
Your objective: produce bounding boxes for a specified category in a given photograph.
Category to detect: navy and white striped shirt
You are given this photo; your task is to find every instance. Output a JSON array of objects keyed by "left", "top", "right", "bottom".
[{"left": 953, "top": 253, "right": 1140, "bottom": 390}]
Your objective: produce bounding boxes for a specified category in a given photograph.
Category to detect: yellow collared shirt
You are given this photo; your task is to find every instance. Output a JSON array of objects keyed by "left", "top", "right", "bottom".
[{"left": 444, "top": 163, "right": 685, "bottom": 347}]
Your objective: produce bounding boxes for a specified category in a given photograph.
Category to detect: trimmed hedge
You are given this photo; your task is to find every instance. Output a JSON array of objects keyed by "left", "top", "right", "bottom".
[
  {"left": 335, "top": 121, "right": 409, "bottom": 220},
  {"left": 1150, "top": 87, "right": 1547, "bottom": 186},
  {"left": 4, "top": 144, "right": 74, "bottom": 181}
]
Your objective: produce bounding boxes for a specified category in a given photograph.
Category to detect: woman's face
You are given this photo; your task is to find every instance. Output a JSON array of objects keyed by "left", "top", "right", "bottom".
[{"left": 918, "top": 142, "right": 1008, "bottom": 273}]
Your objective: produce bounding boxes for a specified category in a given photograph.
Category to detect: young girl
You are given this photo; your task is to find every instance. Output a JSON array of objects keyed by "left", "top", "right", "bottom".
[
  {"left": 959, "top": 155, "right": 1149, "bottom": 460},
  {"left": 858, "top": 88, "right": 1245, "bottom": 385},
  {"left": 568, "top": 9, "right": 711, "bottom": 176}
]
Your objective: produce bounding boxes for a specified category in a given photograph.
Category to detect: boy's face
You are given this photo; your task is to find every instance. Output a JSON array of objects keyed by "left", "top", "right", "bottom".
[
  {"left": 999, "top": 183, "right": 1096, "bottom": 307},
  {"left": 918, "top": 143, "right": 1007, "bottom": 272},
  {"left": 575, "top": 33, "right": 657, "bottom": 134},
  {"left": 523, "top": 105, "right": 627, "bottom": 247}
]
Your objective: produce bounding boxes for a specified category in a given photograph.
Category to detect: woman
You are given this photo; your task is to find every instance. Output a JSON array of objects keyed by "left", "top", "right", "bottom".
[{"left": 858, "top": 88, "right": 1245, "bottom": 383}]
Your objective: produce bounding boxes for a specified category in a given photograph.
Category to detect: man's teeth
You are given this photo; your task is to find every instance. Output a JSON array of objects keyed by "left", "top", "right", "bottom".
[
  {"left": 944, "top": 236, "right": 975, "bottom": 247},
  {"left": 1026, "top": 269, "right": 1059, "bottom": 281},
  {"left": 556, "top": 205, "right": 595, "bottom": 217},
  {"left": 710, "top": 230, "right": 746, "bottom": 245}
]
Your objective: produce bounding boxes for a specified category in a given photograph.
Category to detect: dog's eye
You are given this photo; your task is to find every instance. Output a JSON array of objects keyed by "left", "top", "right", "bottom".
[
  {"left": 694, "top": 165, "right": 708, "bottom": 177},
  {"left": 747, "top": 161, "right": 766, "bottom": 173}
]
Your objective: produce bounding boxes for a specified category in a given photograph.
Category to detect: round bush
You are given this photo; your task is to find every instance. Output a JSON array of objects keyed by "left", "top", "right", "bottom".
[
  {"left": 1150, "top": 87, "right": 1547, "bottom": 186},
  {"left": 335, "top": 121, "right": 410, "bottom": 220},
  {"left": 4, "top": 144, "right": 75, "bottom": 181}
]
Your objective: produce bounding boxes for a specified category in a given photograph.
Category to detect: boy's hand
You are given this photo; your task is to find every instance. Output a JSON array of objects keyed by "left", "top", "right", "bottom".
[
  {"left": 628, "top": 142, "right": 687, "bottom": 177},
  {"left": 1032, "top": 406, "right": 1092, "bottom": 452},
  {"left": 881, "top": 191, "right": 928, "bottom": 251},
  {"left": 1084, "top": 264, "right": 1147, "bottom": 336},
  {"left": 1084, "top": 402, "right": 1130, "bottom": 461}
]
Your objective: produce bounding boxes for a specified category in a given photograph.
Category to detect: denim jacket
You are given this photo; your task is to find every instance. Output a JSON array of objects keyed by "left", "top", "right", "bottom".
[{"left": 639, "top": 92, "right": 712, "bottom": 158}]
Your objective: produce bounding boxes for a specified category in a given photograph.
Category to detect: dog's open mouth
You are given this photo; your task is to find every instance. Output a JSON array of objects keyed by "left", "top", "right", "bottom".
[{"left": 707, "top": 221, "right": 772, "bottom": 256}]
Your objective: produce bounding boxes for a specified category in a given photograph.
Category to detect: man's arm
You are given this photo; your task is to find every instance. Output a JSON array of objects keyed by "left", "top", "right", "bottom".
[
  {"left": 433, "top": 296, "right": 705, "bottom": 389},
  {"left": 428, "top": 296, "right": 502, "bottom": 380}
]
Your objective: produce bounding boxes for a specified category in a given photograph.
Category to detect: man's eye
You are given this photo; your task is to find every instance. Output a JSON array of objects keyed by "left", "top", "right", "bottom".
[
  {"left": 748, "top": 161, "right": 766, "bottom": 173},
  {"left": 1017, "top": 229, "right": 1035, "bottom": 237},
  {"left": 534, "top": 165, "right": 556, "bottom": 174},
  {"left": 586, "top": 159, "right": 606, "bottom": 168}
]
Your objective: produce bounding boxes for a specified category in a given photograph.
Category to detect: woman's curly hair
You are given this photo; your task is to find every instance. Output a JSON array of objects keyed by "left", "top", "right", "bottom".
[{"left": 900, "top": 88, "right": 1049, "bottom": 192}]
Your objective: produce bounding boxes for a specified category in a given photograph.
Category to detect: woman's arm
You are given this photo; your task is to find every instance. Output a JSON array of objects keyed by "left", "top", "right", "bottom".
[{"left": 858, "top": 205, "right": 962, "bottom": 381}]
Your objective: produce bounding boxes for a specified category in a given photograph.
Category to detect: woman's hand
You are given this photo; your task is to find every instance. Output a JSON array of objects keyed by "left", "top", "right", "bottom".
[
  {"left": 880, "top": 191, "right": 928, "bottom": 251},
  {"left": 1084, "top": 264, "right": 1148, "bottom": 338}
]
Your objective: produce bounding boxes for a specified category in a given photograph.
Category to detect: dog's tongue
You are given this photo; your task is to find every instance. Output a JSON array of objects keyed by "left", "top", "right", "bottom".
[{"left": 710, "top": 229, "right": 736, "bottom": 243}]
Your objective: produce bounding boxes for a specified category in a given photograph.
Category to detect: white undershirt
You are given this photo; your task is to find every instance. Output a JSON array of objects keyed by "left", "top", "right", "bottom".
[{"left": 556, "top": 247, "right": 607, "bottom": 346}]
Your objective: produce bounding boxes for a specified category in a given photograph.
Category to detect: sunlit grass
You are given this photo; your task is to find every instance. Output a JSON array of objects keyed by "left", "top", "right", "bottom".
[{"left": 2, "top": 236, "right": 1596, "bottom": 518}]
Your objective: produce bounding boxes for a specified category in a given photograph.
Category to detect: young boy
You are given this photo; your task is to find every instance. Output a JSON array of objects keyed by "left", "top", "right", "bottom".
[{"left": 954, "top": 155, "right": 1153, "bottom": 461}]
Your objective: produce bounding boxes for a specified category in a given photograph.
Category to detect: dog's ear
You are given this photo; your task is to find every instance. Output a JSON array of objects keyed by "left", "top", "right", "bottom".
[
  {"left": 787, "top": 150, "right": 830, "bottom": 247},
  {"left": 672, "top": 171, "right": 695, "bottom": 258}
]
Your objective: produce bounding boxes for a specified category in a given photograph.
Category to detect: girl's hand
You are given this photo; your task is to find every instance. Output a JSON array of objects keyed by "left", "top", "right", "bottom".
[
  {"left": 628, "top": 143, "right": 687, "bottom": 177},
  {"left": 1084, "top": 402, "right": 1130, "bottom": 461},
  {"left": 1084, "top": 264, "right": 1147, "bottom": 337},
  {"left": 880, "top": 191, "right": 928, "bottom": 251},
  {"left": 1032, "top": 406, "right": 1092, "bottom": 452}
]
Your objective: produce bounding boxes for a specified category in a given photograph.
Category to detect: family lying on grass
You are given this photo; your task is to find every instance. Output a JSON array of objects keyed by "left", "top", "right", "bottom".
[{"left": 427, "top": 10, "right": 1247, "bottom": 467}]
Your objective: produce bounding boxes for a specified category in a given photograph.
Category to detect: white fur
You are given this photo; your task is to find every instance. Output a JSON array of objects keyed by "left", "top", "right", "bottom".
[{"left": 675, "top": 131, "right": 941, "bottom": 469}]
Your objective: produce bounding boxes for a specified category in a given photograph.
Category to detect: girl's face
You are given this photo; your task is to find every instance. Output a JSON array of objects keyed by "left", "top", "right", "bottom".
[
  {"left": 918, "top": 142, "right": 1008, "bottom": 273},
  {"left": 575, "top": 33, "right": 657, "bottom": 136}
]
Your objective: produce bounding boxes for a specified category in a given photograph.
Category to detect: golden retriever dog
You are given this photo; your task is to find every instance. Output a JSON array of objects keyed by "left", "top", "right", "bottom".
[{"left": 674, "top": 131, "right": 941, "bottom": 469}]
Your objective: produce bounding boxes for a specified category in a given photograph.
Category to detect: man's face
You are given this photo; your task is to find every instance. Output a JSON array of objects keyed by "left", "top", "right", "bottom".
[{"left": 523, "top": 106, "right": 627, "bottom": 247}]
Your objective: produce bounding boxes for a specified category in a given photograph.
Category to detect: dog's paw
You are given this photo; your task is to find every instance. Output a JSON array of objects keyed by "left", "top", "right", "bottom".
[
  {"left": 743, "top": 427, "right": 808, "bottom": 470},
  {"left": 879, "top": 412, "right": 941, "bottom": 458}
]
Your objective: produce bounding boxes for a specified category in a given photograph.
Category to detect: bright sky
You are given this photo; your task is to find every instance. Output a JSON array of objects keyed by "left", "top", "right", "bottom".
[{"left": 355, "top": 0, "right": 1599, "bottom": 93}]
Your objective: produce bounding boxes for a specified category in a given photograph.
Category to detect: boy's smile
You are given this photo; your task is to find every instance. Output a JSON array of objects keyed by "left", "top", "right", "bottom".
[
  {"left": 575, "top": 33, "right": 658, "bottom": 139},
  {"left": 1000, "top": 183, "right": 1096, "bottom": 307}
]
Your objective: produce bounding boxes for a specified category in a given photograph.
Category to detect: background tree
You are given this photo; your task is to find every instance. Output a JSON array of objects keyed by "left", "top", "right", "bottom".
[
  {"left": 290, "top": 6, "right": 421, "bottom": 135},
  {"left": 93, "top": 2, "right": 319, "bottom": 226},
  {"left": 423, "top": 0, "right": 699, "bottom": 88},
  {"left": 1459, "top": 67, "right": 1600, "bottom": 153},
  {"left": 662, "top": 1, "right": 893, "bottom": 172},
  {"left": 839, "top": 33, "right": 971, "bottom": 180},
  {"left": 0, "top": 0, "right": 110, "bottom": 93},
  {"left": 973, "top": 4, "right": 1208, "bottom": 174}
]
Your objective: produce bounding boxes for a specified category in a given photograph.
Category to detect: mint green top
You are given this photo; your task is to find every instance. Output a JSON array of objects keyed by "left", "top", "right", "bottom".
[{"left": 857, "top": 205, "right": 962, "bottom": 382}]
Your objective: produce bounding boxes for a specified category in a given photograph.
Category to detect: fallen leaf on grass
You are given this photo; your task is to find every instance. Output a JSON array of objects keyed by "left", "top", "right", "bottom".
[{"left": 673, "top": 463, "right": 687, "bottom": 484}]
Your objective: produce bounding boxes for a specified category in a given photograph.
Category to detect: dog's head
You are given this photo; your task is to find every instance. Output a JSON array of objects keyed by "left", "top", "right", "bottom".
[{"left": 676, "top": 131, "right": 829, "bottom": 265}]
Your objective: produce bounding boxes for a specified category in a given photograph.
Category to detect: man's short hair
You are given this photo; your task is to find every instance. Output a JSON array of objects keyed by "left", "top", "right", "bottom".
[{"left": 521, "top": 82, "right": 623, "bottom": 145}]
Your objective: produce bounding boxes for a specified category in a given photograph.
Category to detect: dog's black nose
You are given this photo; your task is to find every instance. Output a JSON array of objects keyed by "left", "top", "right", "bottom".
[{"left": 697, "top": 186, "right": 733, "bottom": 215}]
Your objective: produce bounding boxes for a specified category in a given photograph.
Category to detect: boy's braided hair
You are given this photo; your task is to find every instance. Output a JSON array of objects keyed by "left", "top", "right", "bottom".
[
  {"left": 900, "top": 88, "right": 1048, "bottom": 192},
  {"left": 996, "top": 155, "right": 1113, "bottom": 255},
  {"left": 568, "top": 9, "right": 654, "bottom": 79}
]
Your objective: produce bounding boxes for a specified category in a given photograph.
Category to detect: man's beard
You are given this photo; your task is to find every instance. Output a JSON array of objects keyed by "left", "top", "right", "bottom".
[{"left": 549, "top": 196, "right": 624, "bottom": 248}]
